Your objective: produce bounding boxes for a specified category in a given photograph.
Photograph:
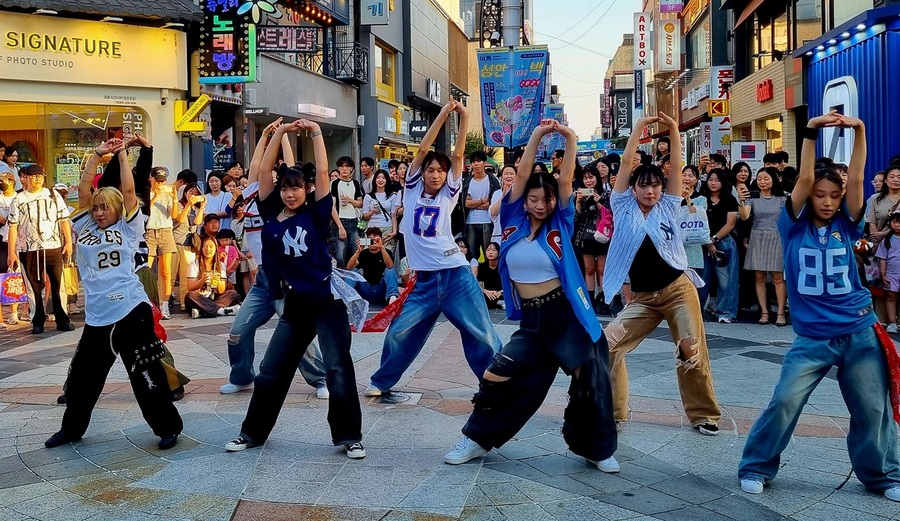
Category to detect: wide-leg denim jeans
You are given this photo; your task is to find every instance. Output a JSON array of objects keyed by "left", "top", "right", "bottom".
[
  {"left": 701, "top": 235, "right": 739, "bottom": 319},
  {"left": 370, "top": 265, "right": 501, "bottom": 392},
  {"left": 739, "top": 326, "right": 900, "bottom": 492}
]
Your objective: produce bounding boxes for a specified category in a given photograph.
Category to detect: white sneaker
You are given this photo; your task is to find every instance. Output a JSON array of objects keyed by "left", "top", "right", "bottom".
[
  {"left": 225, "top": 436, "right": 257, "bottom": 452},
  {"left": 364, "top": 385, "right": 382, "bottom": 397},
  {"left": 220, "top": 382, "right": 253, "bottom": 394},
  {"left": 316, "top": 385, "right": 329, "bottom": 399},
  {"left": 387, "top": 295, "right": 398, "bottom": 305},
  {"left": 594, "top": 456, "right": 620, "bottom": 473},
  {"left": 885, "top": 487, "right": 900, "bottom": 502},
  {"left": 444, "top": 436, "right": 489, "bottom": 465},
  {"left": 344, "top": 442, "right": 366, "bottom": 459},
  {"left": 888, "top": 323, "right": 898, "bottom": 334},
  {"left": 740, "top": 478, "right": 764, "bottom": 494},
  {"left": 497, "top": 300, "right": 505, "bottom": 310},
  {"left": 191, "top": 309, "right": 200, "bottom": 319},
  {"left": 224, "top": 305, "right": 240, "bottom": 316},
  {"left": 160, "top": 301, "right": 171, "bottom": 320},
  {"left": 717, "top": 316, "right": 734, "bottom": 324}
]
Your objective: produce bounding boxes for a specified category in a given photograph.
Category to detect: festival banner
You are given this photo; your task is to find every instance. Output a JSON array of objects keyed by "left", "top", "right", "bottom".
[
  {"left": 537, "top": 104, "right": 565, "bottom": 159},
  {"left": 477, "top": 45, "right": 549, "bottom": 148}
]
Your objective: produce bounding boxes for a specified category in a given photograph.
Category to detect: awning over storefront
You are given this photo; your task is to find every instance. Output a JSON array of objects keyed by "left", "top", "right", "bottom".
[{"left": 1, "top": 0, "right": 203, "bottom": 23}]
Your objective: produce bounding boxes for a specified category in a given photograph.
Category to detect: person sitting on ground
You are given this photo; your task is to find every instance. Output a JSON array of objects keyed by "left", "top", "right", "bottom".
[
  {"left": 184, "top": 236, "right": 241, "bottom": 319},
  {"left": 346, "top": 227, "right": 400, "bottom": 306},
  {"left": 477, "top": 242, "right": 503, "bottom": 309}
]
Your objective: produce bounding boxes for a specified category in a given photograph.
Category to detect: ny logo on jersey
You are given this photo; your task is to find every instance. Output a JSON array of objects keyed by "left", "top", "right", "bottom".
[
  {"left": 283, "top": 226, "right": 309, "bottom": 257},
  {"left": 660, "top": 222, "right": 675, "bottom": 241}
]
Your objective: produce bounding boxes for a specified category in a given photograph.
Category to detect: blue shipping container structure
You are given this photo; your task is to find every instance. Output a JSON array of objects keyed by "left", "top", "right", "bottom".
[{"left": 797, "top": 5, "right": 900, "bottom": 198}]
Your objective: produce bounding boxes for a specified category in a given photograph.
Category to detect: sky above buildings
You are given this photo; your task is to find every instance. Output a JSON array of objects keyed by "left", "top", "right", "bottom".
[{"left": 533, "top": 0, "right": 642, "bottom": 139}]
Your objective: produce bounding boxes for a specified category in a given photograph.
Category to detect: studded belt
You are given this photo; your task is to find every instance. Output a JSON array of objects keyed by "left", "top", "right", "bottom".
[{"left": 521, "top": 287, "right": 565, "bottom": 309}]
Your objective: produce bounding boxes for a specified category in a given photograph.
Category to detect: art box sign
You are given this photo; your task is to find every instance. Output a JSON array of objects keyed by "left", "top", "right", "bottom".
[
  {"left": 0, "top": 11, "right": 186, "bottom": 90},
  {"left": 657, "top": 19, "right": 680, "bottom": 72},
  {"left": 633, "top": 13, "right": 651, "bottom": 71},
  {"left": 477, "top": 45, "right": 549, "bottom": 148}
]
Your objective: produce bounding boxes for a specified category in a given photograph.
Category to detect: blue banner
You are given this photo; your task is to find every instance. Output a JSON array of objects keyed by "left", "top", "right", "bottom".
[
  {"left": 477, "top": 45, "right": 549, "bottom": 148},
  {"left": 537, "top": 104, "right": 565, "bottom": 159}
]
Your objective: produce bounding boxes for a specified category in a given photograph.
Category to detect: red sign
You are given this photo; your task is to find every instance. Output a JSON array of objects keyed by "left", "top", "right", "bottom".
[{"left": 756, "top": 79, "right": 774, "bottom": 103}]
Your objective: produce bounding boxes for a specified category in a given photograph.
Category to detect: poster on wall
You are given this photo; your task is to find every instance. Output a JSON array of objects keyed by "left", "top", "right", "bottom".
[
  {"left": 537, "top": 104, "right": 565, "bottom": 159},
  {"left": 730, "top": 141, "right": 767, "bottom": 175},
  {"left": 477, "top": 45, "right": 549, "bottom": 148}
]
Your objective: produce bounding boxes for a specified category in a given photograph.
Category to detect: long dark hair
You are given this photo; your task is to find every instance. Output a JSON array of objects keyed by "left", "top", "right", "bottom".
[
  {"left": 524, "top": 171, "right": 559, "bottom": 235},
  {"left": 205, "top": 171, "right": 224, "bottom": 194},
  {"left": 877, "top": 165, "right": 900, "bottom": 202},
  {"left": 701, "top": 168, "right": 734, "bottom": 199},
  {"left": 750, "top": 167, "right": 785, "bottom": 196},
  {"left": 731, "top": 162, "right": 752, "bottom": 186},
  {"left": 277, "top": 163, "right": 314, "bottom": 193},
  {"left": 369, "top": 169, "right": 394, "bottom": 197},
  {"left": 630, "top": 164, "right": 665, "bottom": 188}
]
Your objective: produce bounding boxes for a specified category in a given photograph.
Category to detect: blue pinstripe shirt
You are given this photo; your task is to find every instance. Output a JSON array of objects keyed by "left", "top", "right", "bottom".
[{"left": 602, "top": 190, "right": 703, "bottom": 303}]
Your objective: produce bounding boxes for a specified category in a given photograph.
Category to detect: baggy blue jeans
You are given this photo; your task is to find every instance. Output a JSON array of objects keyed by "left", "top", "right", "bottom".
[
  {"left": 701, "top": 235, "right": 739, "bottom": 319},
  {"left": 226, "top": 269, "right": 326, "bottom": 387},
  {"left": 370, "top": 265, "right": 502, "bottom": 392},
  {"left": 348, "top": 268, "right": 400, "bottom": 305},
  {"left": 739, "top": 326, "right": 900, "bottom": 491}
]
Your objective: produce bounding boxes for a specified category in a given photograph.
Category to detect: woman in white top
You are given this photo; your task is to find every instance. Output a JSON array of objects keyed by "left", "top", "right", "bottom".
[
  {"left": 444, "top": 119, "right": 618, "bottom": 471},
  {"left": 489, "top": 164, "right": 516, "bottom": 244},
  {"left": 205, "top": 172, "right": 231, "bottom": 228},
  {"left": 184, "top": 236, "right": 241, "bottom": 318},
  {"left": 45, "top": 138, "right": 183, "bottom": 451},
  {"left": 602, "top": 113, "right": 721, "bottom": 435},
  {"left": 362, "top": 169, "right": 399, "bottom": 249}
]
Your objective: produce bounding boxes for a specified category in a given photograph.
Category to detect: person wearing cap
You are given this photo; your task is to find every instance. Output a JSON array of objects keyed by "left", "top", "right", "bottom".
[
  {"left": 6, "top": 164, "right": 75, "bottom": 334},
  {"left": 146, "top": 167, "right": 178, "bottom": 319}
]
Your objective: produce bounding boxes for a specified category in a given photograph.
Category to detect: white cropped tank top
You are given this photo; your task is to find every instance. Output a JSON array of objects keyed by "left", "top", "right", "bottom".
[{"left": 505, "top": 237, "right": 558, "bottom": 283}]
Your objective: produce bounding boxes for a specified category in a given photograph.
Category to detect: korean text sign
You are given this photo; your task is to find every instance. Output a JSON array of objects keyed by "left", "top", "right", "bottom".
[
  {"left": 199, "top": 0, "right": 257, "bottom": 84},
  {"left": 477, "top": 45, "right": 549, "bottom": 148}
]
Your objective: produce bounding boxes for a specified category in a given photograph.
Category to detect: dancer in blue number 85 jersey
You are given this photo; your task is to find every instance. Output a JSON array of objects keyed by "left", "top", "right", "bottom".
[
  {"left": 367, "top": 99, "right": 501, "bottom": 402},
  {"left": 738, "top": 112, "right": 900, "bottom": 502}
]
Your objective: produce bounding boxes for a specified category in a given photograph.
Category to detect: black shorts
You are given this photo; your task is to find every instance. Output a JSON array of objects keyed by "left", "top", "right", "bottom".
[{"left": 580, "top": 237, "right": 608, "bottom": 257}]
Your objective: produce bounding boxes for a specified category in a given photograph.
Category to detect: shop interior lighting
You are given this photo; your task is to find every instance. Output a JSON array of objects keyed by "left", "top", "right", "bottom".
[
  {"left": 101, "top": 16, "right": 124, "bottom": 22},
  {"left": 828, "top": 38, "right": 837, "bottom": 44},
  {"left": 841, "top": 32, "right": 851, "bottom": 38},
  {"left": 856, "top": 23, "right": 867, "bottom": 30},
  {"left": 34, "top": 9, "right": 58, "bottom": 15},
  {"left": 805, "top": 51, "right": 813, "bottom": 55},
  {"left": 816, "top": 45, "right": 825, "bottom": 50}
]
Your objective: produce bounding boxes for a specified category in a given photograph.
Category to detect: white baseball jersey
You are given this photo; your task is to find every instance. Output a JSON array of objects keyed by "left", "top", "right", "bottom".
[
  {"left": 400, "top": 167, "right": 468, "bottom": 271},
  {"left": 73, "top": 206, "right": 150, "bottom": 326}
]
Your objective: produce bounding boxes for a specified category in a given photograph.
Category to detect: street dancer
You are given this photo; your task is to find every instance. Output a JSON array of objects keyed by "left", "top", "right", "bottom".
[
  {"left": 602, "top": 113, "right": 721, "bottom": 434},
  {"left": 45, "top": 138, "right": 182, "bottom": 450},
  {"left": 739, "top": 112, "right": 900, "bottom": 501},
  {"left": 225, "top": 119, "right": 364, "bottom": 459},
  {"left": 444, "top": 120, "right": 618, "bottom": 471},
  {"left": 366, "top": 99, "right": 501, "bottom": 401},
  {"left": 220, "top": 119, "right": 328, "bottom": 398}
]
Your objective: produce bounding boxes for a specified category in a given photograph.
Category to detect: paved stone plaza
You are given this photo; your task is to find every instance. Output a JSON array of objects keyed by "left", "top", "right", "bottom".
[{"left": 0, "top": 311, "right": 897, "bottom": 521}]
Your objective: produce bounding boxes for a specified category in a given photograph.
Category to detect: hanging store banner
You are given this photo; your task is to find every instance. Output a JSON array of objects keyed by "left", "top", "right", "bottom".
[
  {"left": 537, "top": 104, "right": 565, "bottom": 159},
  {"left": 660, "top": 0, "right": 683, "bottom": 12},
  {"left": 634, "top": 70, "right": 644, "bottom": 110},
  {"left": 633, "top": 12, "right": 651, "bottom": 71},
  {"left": 199, "top": 0, "right": 257, "bottom": 84},
  {"left": 257, "top": 26, "right": 319, "bottom": 52},
  {"left": 657, "top": 19, "right": 680, "bottom": 72},
  {"left": 477, "top": 45, "right": 549, "bottom": 148},
  {"left": 709, "top": 65, "right": 734, "bottom": 162}
]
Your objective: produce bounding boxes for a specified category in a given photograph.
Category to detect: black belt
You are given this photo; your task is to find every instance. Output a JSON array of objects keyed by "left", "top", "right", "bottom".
[{"left": 521, "top": 286, "right": 565, "bottom": 308}]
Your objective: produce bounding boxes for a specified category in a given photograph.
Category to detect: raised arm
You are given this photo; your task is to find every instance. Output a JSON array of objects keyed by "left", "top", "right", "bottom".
[
  {"left": 511, "top": 119, "right": 557, "bottom": 202},
  {"left": 296, "top": 119, "right": 330, "bottom": 200},
  {"left": 791, "top": 111, "right": 842, "bottom": 215},
  {"left": 281, "top": 131, "right": 296, "bottom": 168},
  {"left": 840, "top": 115, "right": 866, "bottom": 220},
  {"left": 117, "top": 142, "right": 138, "bottom": 214},
  {"left": 259, "top": 122, "right": 300, "bottom": 200},
  {"left": 659, "top": 112, "right": 682, "bottom": 194},
  {"left": 248, "top": 118, "right": 281, "bottom": 184},
  {"left": 555, "top": 123, "right": 578, "bottom": 207},
  {"left": 80, "top": 140, "right": 110, "bottom": 209},
  {"left": 451, "top": 102, "right": 469, "bottom": 180},
  {"left": 410, "top": 100, "right": 456, "bottom": 175},
  {"left": 615, "top": 116, "right": 660, "bottom": 193}
]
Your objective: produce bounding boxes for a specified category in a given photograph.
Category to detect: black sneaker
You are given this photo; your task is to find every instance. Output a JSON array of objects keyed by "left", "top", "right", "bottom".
[
  {"left": 696, "top": 423, "right": 720, "bottom": 436},
  {"left": 56, "top": 322, "right": 76, "bottom": 332},
  {"left": 31, "top": 325, "right": 45, "bottom": 335},
  {"left": 45, "top": 430, "right": 80, "bottom": 448},
  {"left": 225, "top": 436, "right": 257, "bottom": 452},
  {"left": 158, "top": 434, "right": 178, "bottom": 450},
  {"left": 56, "top": 394, "right": 67, "bottom": 405},
  {"left": 171, "top": 386, "right": 185, "bottom": 402},
  {"left": 380, "top": 391, "right": 410, "bottom": 404}
]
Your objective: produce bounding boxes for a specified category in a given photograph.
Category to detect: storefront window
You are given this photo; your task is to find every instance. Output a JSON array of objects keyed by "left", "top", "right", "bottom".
[
  {"left": 794, "top": 0, "right": 823, "bottom": 48},
  {"left": 687, "top": 15, "right": 710, "bottom": 70},
  {"left": 831, "top": 0, "right": 872, "bottom": 29},
  {"left": 765, "top": 117, "right": 783, "bottom": 152},
  {"left": 374, "top": 41, "right": 396, "bottom": 101},
  {"left": 0, "top": 102, "right": 150, "bottom": 196}
]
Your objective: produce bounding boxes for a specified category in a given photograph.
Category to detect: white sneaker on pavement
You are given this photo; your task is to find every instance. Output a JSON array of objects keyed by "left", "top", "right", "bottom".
[
  {"left": 160, "top": 301, "right": 171, "bottom": 320},
  {"left": 740, "top": 478, "right": 764, "bottom": 494},
  {"left": 594, "top": 456, "right": 620, "bottom": 473},
  {"left": 344, "top": 442, "right": 366, "bottom": 459},
  {"left": 316, "top": 385, "right": 329, "bottom": 399},
  {"left": 191, "top": 309, "right": 200, "bottom": 319},
  {"left": 364, "top": 385, "right": 382, "bottom": 397},
  {"left": 888, "top": 323, "right": 898, "bottom": 334},
  {"left": 885, "top": 487, "right": 900, "bottom": 502},
  {"left": 387, "top": 295, "right": 398, "bottom": 305},
  {"left": 444, "top": 436, "right": 489, "bottom": 464},
  {"left": 220, "top": 382, "right": 253, "bottom": 394},
  {"left": 224, "top": 305, "right": 240, "bottom": 316},
  {"left": 225, "top": 436, "right": 257, "bottom": 452}
]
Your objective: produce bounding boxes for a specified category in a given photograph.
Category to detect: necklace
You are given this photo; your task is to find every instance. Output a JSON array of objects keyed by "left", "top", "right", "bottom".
[{"left": 281, "top": 208, "right": 296, "bottom": 219}]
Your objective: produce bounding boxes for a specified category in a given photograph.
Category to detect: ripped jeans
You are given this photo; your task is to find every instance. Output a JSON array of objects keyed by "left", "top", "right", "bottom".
[
  {"left": 226, "top": 269, "right": 326, "bottom": 387},
  {"left": 462, "top": 291, "right": 617, "bottom": 462},
  {"left": 604, "top": 273, "right": 721, "bottom": 425}
]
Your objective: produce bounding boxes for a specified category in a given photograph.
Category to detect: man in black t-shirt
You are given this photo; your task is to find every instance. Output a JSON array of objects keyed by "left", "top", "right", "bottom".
[{"left": 346, "top": 228, "right": 400, "bottom": 305}]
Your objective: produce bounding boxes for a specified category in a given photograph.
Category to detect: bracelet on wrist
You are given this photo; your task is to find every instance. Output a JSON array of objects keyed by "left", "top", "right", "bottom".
[
  {"left": 310, "top": 130, "right": 323, "bottom": 138},
  {"left": 802, "top": 126, "right": 819, "bottom": 141}
]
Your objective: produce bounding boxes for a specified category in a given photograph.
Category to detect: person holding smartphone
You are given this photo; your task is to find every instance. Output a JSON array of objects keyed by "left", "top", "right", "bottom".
[{"left": 346, "top": 227, "right": 400, "bottom": 306}]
